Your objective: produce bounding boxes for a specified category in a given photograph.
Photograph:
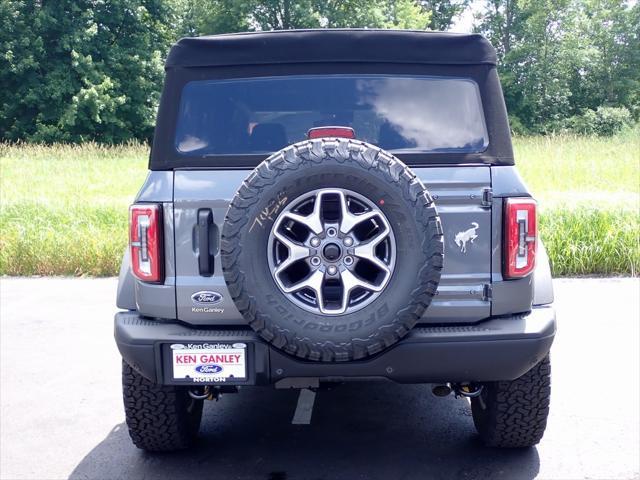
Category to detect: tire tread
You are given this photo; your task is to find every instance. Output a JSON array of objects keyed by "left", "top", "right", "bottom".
[
  {"left": 221, "top": 138, "right": 444, "bottom": 362},
  {"left": 472, "top": 356, "right": 551, "bottom": 448},
  {"left": 122, "top": 362, "right": 203, "bottom": 452}
]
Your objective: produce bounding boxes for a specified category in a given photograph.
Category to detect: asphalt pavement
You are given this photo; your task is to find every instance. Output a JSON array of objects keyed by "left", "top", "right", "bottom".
[{"left": 1, "top": 277, "right": 639, "bottom": 480}]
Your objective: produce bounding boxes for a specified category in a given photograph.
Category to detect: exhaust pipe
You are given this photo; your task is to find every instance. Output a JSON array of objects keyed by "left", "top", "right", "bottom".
[
  {"left": 453, "top": 383, "right": 483, "bottom": 398},
  {"left": 432, "top": 384, "right": 453, "bottom": 397},
  {"left": 432, "top": 383, "right": 484, "bottom": 398}
]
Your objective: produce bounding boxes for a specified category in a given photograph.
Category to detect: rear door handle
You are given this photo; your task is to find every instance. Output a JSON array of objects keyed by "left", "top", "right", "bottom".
[{"left": 197, "top": 209, "right": 214, "bottom": 276}]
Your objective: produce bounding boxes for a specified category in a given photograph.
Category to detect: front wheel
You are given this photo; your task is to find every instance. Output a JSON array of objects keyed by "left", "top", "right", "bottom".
[
  {"left": 471, "top": 355, "right": 551, "bottom": 448},
  {"left": 122, "top": 361, "right": 203, "bottom": 452}
]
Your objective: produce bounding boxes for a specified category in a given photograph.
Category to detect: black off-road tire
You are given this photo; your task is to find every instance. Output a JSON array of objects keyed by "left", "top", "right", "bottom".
[
  {"left": 122, "top": 361, "right": 203, "bottom": 452},
  {"left": 222, "top": 138, "right": 443, "bottom": 362},
  {"left": 471, "top": 355, "right": 551, "bottom": 448}
]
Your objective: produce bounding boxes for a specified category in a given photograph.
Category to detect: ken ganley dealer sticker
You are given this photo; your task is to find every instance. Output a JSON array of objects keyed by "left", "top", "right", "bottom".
[
  {"left": 191, "top": 290, "right": 224, "bottom": 314},
  {"left": 171, "top": 343, "right": 246, "bottom": 382}
]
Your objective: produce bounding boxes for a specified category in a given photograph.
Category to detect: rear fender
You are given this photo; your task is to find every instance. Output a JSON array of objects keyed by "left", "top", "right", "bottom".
[
  {"left": 533, "top": 240, "right": 554, "bottom": 305},
  {"left": 116, "top": 249, "right": 136, "bottom": 310}
]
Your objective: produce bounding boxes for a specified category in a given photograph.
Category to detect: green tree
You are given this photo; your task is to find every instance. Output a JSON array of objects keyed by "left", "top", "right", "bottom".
[
  {"left": 316, "top": 0, "right": 389, "bottom": 28},
  {"left": 3, "top": 0, "right": 637, "bottom": 142},
  {"left": 384, "top": 0, "right": 431, "bottom": 29},
  {"left": 0, "top": 0, "right": 174, "bottom": 142},
  {"left": 183, "top": 0, "right": 431, "bottom": 34},
  {"left": 419, "top": 0, "right": 470, "bottom": 30},
  {"left": 251, "top": 0, "right": 320, "bottom": 30},
  {"left": 476, "top": 0, "right": 639, "bottom": 132},
  {"left": 565, "top": 0, "right": 639, "bottom": 116},
  {"left": 173, "top": 0, "right": 252, "bottom": 36},
  {"left": 476, "top": 0, "right": 578, "bottom": 130}
]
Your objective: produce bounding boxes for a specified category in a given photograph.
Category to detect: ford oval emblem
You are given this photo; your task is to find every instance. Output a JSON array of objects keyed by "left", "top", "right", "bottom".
[
  {"left": 195, "top": 364, "right": 223, "bottom": 374},
  {"left": 191, "top": 291, "right": 223, "bottom": 306}
]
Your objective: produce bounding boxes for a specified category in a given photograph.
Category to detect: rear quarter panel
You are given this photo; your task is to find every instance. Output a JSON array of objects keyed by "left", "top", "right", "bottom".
[{"left": 120, "top": 171, "right": 177, "bottom": 319}]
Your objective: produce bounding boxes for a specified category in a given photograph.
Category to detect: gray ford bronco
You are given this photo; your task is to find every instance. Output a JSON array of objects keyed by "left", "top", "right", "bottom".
[{"left": 115, "top": 29, "right": 555, "bottom": 452}]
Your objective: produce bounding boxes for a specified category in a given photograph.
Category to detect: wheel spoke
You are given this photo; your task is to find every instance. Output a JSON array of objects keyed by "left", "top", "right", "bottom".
[
  {"left": 353, "top": 223, "right": 391, "bottom": 275},
  {"left": 355, "top": 248, "right": 391, "bottom": 276},
  {"left": 331, "top": 268, "right": 384, "bottom": 314},
  {"left": 281, "top": 269, "right": 324, "bottom": 306},
  {"left": 343, "top": 268, "right": 385, "bottom": 293},
  {"left": 281, "top": 192, "right": 323, "bottom": 234},
  {"left": 273, "top": 231, "right": 311, "bottom": 276},
  {"left": 337, "top": 191, "right": 380, "bottom": 234}
]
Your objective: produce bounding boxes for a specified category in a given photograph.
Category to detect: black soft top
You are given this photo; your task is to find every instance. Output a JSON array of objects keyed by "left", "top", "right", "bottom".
[
  {"left": 151, "top": 29, "right": 514, "bottom": 170},
  {"left": 166, "top": 29, "right": 497, "bottom": 68}
]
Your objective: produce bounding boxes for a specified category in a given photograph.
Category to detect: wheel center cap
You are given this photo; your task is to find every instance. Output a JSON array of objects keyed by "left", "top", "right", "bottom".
[{"left": 322, "top": 243, "right": 342, "bottom": 261}]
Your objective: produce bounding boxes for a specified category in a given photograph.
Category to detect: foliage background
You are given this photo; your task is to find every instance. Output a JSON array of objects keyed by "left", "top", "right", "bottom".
[
  {"left": 0, "top": 0, "right": 638, "bottom": 277},
  {"left": 1, "top": 0, "right": 639, "bottom": 141}
]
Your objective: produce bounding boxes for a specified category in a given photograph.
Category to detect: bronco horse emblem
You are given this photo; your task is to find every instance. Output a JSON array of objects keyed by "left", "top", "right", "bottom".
[{"left": 454, "top": 222, "right": 479, "bottom": 253}]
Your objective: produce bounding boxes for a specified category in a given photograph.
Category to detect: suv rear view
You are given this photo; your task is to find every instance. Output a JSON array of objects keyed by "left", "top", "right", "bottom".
[{"left": 115, "top": 29, "right": 555, "bottom": 451}]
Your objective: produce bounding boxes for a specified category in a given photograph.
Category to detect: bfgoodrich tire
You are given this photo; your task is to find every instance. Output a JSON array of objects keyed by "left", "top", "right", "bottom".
[
  {"left": 471, "top": 355, "right": 551, "bottom": 448},
  {"left": 122, "top": 361, "right": 203, "bottom": 452},
  {"left": 221, "top": 138, "right": 443, "bottom": 362}
]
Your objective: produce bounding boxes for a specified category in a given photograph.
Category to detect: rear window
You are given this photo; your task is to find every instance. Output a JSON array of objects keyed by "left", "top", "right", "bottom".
[{"left": 175, "top": 75, "right": 488, "bottom": 156}]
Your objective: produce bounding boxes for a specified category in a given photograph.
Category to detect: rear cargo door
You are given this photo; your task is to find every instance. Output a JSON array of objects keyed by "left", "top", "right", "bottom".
[
  {"left": 173, "top": 170, "right": 251, "bottom": 325},
  {"left": 415, "top": 166, "right": 492, "bottom": 324},
  {"left": 173, "top": 166, "right": 492, "bottom": 325}
]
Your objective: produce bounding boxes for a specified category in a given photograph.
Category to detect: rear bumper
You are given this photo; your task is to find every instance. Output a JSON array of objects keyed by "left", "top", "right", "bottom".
[{"left": 114, "top": 306, "right": 555, "bottom": 386}]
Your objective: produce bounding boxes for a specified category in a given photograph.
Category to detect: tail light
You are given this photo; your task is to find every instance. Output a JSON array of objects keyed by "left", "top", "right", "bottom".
[
  {"left": 130, "top": 204, "right": 163, "bottom": 283},
  {"left": 504, "top": 198, "right": 537, "bottom": 279}
]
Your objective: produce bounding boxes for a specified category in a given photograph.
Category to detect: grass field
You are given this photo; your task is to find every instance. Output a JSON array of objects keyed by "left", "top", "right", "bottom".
[
  {"left": 1, "top": 133, "right": 639, "bottom": 276},
  {"left": 514, "top": 133, "right": 639, "bottom": 275},
  {"left": 0, "top": 144, "right": 146, "bottom": 276}
]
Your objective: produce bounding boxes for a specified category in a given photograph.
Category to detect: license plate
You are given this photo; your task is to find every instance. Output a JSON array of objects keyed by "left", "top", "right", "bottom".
[{"left": 171, "top": 342, "right": 247, "bottom": 383}]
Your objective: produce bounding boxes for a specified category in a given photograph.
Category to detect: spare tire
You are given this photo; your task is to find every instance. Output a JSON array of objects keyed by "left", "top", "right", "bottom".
[{"left": 221, "top": 138, "right": 443, "bottom": 362}]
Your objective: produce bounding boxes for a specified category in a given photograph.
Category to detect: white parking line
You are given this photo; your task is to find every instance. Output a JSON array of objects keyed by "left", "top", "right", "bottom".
[{"left": 291, "top": 388, "right": 316, "bottom": 425}]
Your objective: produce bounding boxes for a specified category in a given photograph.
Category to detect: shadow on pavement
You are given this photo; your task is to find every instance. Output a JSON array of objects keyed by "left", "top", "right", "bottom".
[{"left": 69, "top": 383, "right": 539, "bottom": 480}]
